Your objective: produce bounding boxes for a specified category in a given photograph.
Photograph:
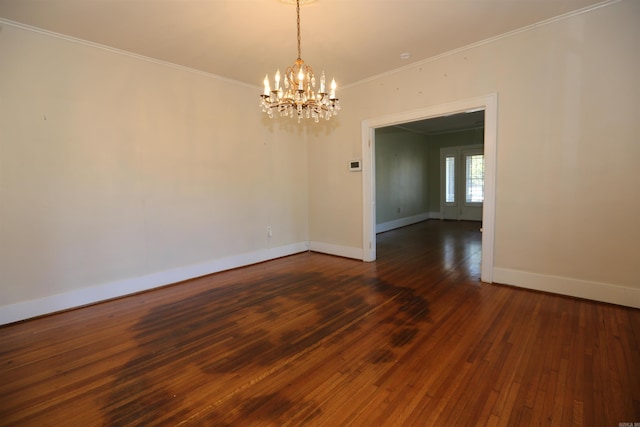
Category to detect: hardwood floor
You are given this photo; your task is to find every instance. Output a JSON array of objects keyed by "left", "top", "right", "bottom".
[{"left": 1, "top": 220, "right": 639, "bottom": 426}]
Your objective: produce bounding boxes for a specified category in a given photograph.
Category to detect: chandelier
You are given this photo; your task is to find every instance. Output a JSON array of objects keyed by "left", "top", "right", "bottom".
[{"left": 260, "top": 0, "right": 340, "bottom": 122}]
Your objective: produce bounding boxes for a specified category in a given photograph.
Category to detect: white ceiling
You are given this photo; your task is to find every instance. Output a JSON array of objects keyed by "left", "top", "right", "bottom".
[
  {"left": 394, "top": 110, "right": 485, "bottom": 135},
  {"left": 0, "top": 0, "right": 605, "bottom": 88}
]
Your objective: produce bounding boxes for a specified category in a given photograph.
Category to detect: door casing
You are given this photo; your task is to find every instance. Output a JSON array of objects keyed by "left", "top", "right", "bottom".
[{"left": 361, "top": 93, "right": 497, "bottom": 283}]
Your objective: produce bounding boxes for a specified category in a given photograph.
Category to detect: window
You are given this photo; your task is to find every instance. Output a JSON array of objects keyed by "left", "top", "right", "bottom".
[
  {"left": 445, "top": 156, "right": 455, "bottom": 203},
  {"left": 465, "top": 154, "right": 484, "bottom": 203}
]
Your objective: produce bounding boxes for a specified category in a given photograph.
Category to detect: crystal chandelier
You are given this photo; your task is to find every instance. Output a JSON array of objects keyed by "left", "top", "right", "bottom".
[{"left": 260, "top": 0, "right": 340, "bottom": 123}]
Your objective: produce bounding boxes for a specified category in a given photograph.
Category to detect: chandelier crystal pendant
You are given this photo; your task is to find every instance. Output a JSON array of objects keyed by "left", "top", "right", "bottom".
[{"left": 260, "top": 0, "right": 340, "bottom": 123}]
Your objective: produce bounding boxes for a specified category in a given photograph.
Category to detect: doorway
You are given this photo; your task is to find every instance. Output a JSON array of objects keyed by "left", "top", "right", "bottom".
[
  {"left": 361, "top": 94, "right": 497, "bottom": 283},
  {"left": 441, "top": 142, "right": 484, "bottom": 221}
]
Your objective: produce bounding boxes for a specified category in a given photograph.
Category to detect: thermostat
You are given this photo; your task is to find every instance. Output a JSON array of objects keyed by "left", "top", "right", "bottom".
[{"left": 349, "top": 159, "right": 362, "bottom": 171}]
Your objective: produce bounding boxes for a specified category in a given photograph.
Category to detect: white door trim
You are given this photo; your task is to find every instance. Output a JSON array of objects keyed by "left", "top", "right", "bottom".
[{"left": 361, "top": 93, "right": 498, "bottom": 283}]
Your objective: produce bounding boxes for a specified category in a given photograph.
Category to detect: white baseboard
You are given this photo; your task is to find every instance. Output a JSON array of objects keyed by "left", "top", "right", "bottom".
[
  {"left": 493, "top": 267, "right": 640, "bottom": 309},
  {"left": 0, "top": 242, "right": 309, "bottom": 326},
  {"left": 308, "top": 241, "right": 363, "bottom": 260},
  {"left": 376, "top": 213, "right": 431, "bottom": 234},
  {"left": 10, "top": 247, "right": 635, "bottom": 326}
]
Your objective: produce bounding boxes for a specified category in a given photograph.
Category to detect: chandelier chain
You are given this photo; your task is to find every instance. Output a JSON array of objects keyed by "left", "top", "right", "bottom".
[{"left": 296, "top": 0, "right": 301, "bottom": 60}]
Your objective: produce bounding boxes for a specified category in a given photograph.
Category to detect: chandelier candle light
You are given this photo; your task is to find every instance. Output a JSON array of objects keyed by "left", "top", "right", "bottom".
[{"left": 260, "top": 0, "right": 340, "bottom": 122}]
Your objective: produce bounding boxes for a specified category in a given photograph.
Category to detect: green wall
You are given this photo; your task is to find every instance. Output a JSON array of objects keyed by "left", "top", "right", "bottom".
[
  {"left": 375, "top": 127, "right": 483, "bottom": 226},
  {"left": 375, "top": 127, "right": 429, "bottom": 224}
]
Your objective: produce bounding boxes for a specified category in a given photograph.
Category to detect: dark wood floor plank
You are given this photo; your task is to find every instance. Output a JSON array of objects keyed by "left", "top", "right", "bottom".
[{"left": 1, "top": 220, "right": 639, "bottom": 426}]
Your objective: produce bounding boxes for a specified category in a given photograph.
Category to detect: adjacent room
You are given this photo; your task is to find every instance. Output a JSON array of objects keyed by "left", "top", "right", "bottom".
[{"left": 1, "top": 0, "right": 638, "bottom": 425}]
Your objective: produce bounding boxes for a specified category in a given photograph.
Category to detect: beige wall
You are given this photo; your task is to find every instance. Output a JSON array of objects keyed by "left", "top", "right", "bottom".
[
  {"left": 0, "top": 24, "right": 309, "bottom": 320},
  {"left": 1, "top": 0, "right": 638, "bottom": 321},
  {"left": 308, "top": 0, "right": 640, "bottom": 304}
]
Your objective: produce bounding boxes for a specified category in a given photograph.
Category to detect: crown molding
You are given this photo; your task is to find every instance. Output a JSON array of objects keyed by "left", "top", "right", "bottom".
[
  {"left": 0, "top": 17, "right": 257, "bottom": 89},
  {"left": 345, "top": 0, "right": 622, "bottom": 89}
]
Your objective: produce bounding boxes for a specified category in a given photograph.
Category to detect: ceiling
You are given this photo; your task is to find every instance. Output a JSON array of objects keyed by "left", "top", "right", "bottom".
[
  {"left": 0, "top": 0, "right": 605, "bottom": 88},
  {"left": 394, "top": 110, "right": 485, "bottom": 135}
]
